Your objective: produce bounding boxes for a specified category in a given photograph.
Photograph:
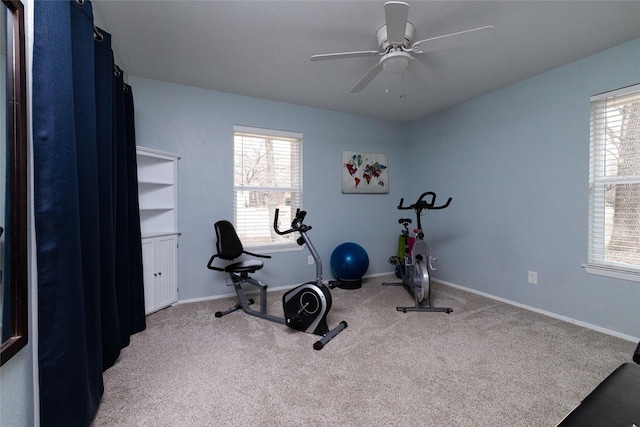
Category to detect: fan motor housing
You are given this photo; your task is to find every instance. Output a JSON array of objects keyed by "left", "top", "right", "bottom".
[{"left": 377, "top": 22, "right": 415, "bottom": 51}]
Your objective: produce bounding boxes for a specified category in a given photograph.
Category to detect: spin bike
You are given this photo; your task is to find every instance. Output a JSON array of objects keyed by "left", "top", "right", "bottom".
[
  {"left": 207, "top": 208, "right": 347, "bottom": 350},
  {"left": 383, "top": 192, "right": 453, "bottom": 313}
]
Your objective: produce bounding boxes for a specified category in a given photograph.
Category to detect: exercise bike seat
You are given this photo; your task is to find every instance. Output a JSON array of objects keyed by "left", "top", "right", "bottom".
[
  {"left": 208, "top": 220, "right": 271, "bottom": 274},
  {"left": 222, "top": 259, "right": 264, "bottom": 274}
]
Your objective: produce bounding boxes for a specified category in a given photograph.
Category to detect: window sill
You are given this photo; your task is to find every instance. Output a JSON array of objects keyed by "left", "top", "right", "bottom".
[
  {"left": 247, "top": 244, "right": 304, "bottom": 255},
  {"left": 582, "top": 263, "right": 640, "bottom": 283}
]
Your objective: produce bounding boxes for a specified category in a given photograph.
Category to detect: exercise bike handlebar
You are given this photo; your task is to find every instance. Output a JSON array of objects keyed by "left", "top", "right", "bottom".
[
  {"left": 397, "top": 191, "right": 452, "bottom": 211},
  {"left": 274, "top": 208, "right": 312, "bottom": 235}
]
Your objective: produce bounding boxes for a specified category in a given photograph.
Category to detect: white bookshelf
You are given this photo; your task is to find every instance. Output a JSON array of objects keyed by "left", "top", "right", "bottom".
[
  {"left": 136, "top": 147, "right": 180, "bottom": 314},
  {"left": 137, "top": 147, "right": 180, "bottom": 237}
]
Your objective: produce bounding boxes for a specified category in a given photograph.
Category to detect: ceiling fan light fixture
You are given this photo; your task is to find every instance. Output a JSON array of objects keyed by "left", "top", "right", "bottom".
[
  {"left": 311, "top": 2, "right": 495, "bottom": 94},
  {"left": 382, "top": 51, "right": 410, "bottom": 73}
]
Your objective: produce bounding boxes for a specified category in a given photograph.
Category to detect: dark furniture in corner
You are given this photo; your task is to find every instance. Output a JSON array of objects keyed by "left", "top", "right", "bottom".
[{"left": 557, "top": 341, "right": 640, "bottom": 426}]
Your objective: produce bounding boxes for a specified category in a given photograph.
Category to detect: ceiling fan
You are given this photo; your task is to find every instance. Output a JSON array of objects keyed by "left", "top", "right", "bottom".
[{"left": 310, "top": 1, "right": 495, "bottom": 93}]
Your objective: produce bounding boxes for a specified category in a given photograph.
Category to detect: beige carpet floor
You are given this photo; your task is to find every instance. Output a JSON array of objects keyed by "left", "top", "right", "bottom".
[{"left": 91, "top": 275, "right": 636, "bottom": 426}]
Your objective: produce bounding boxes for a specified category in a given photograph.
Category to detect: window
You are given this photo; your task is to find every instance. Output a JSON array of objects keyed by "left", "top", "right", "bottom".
[
  {"left": 233, "top": 125, "right": 302, "bottom": 250},
  {"left": 586, "top": 84, "right": 640, "bottom": 281}
]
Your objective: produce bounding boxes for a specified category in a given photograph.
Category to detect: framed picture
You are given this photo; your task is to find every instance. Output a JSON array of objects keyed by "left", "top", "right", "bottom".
[{"left": 341, "top": 151, "right": 388, "bottom": 194}]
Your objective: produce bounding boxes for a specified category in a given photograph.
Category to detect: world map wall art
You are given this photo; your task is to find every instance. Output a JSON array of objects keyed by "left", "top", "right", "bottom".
[{"left": 341, "top": 151, "right": 388, "bottom": 194}]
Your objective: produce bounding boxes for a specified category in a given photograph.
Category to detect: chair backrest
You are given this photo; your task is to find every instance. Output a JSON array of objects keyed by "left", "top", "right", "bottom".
[{"left": 214, "top": 220, "right": 244, "bottom": 260}]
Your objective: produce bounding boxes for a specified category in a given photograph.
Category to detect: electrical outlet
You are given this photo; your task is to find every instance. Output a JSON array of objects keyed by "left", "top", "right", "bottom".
[
  {"left": 308, "top": 255, "right": 314, "bottom": 265},
  {"left": 528, "top": 271, "right": 538, "bottom": 285}
]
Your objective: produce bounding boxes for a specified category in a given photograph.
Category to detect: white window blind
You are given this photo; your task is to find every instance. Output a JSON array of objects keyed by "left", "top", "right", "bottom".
[
  {"left": 587, "top": 84, "right": 640, "bottom": 277},
  {"left": 233, "top": 126, "right": 302, "bottom": 250}
]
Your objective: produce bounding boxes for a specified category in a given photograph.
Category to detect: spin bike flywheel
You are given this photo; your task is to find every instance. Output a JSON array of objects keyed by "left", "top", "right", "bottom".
[
  {"left": 411, "top": 238, "right": 431, "bottom": 303},
  {"left": 413, "top": 261, "right": 430, "bottom": 303}
]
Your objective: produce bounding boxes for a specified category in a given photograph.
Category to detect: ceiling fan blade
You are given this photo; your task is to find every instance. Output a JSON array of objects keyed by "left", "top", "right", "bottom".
[
  {"left": 350, "top": 62, "right": 383, "bottom": 93},
  {"left": 311, "top": 50, "right": 380, "bottom": 61},
  {"left": 412, "top": 25, "right": 495, "bottom": 53},
  {"left": 384, "top": 1, "right": 409, "bottom": 45},
  {"left": 407, "top": 56, "right": 441, "bottom": 84}
]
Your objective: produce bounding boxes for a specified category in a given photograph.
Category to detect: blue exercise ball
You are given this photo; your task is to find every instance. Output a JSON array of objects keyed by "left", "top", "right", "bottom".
[{"left": 330, "top": 242, "right": 369, "bottom": 281}]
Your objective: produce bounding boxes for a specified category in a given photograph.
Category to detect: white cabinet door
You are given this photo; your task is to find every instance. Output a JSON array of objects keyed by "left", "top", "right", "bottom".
[
  {"left": 142, "top": 235, "right": 178, "bottom": 315},
  {"left": 155, "top": 235, "right": 178, "bottom": 310},
  {"left": 141, "top": 239, "right": 157, "bottom": 314}
]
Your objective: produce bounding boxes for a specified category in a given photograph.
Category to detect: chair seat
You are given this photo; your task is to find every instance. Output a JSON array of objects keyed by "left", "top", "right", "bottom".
[{"left": 225, "top": 260, "right": 264, "bottom": 273}]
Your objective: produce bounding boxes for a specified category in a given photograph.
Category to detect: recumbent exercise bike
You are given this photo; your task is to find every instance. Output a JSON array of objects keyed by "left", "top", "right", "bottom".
[
  {"left": 207, "top": 208, "right": 347, "bottom": 350},
  {"left": 383, "top": 191, "right": 453, "bottom": 313}
]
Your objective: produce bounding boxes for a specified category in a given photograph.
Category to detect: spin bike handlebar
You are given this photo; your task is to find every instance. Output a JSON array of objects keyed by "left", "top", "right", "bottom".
[
  {"left": 397, "top": 191, "right": 452, "bottom": 212},
  {"left": 274, "top": 208, "right": 312, "bottom": 235}
]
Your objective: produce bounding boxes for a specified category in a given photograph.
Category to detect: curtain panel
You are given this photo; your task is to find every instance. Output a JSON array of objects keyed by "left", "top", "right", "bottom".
[{"left": 33, "top": 1, "right": 146, "bottom": 425}]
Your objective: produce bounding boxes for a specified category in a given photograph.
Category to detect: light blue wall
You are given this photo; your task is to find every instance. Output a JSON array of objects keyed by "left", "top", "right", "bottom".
[
  {"left": 406, "top": 38, "right": 640, "bottom": 338},
  {"left": 130, "top": 76, "right": 407, "bottom": 300},
  {"left": 0, "top": 344, "right": 35, "bottom": 427},
  {"left": 130, "top": 37, "right": 640, "bottom": 339}
]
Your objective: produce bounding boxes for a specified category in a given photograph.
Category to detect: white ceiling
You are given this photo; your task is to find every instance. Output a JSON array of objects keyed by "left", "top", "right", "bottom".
[{"left": 93, "top": 1, "right": 640, "bottom": 123}]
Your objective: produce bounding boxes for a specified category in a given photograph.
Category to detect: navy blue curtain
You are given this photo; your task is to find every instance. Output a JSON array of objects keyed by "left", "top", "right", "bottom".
[{"left": 33, "top": 1, "right": 146, "bottom": 425}]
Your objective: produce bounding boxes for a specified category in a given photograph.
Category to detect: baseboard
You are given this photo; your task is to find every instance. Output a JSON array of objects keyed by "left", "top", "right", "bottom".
[
  {"left": 178, "top": 272, "right": 392, "bottom": 306},
  {"left": 433, "top": 278, "right": 640, "bottom": 343}
]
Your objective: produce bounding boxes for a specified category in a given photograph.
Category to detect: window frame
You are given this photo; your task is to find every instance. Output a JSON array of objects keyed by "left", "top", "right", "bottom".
[
  {"left": 233, "top": 125, "right": 303, "bottom": 253},
  {"left": 584, "top": 83, "right": 640, "bottom": 282},
  {"left": 1, "top": 0, "right": 28, "bottom": 366}
]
